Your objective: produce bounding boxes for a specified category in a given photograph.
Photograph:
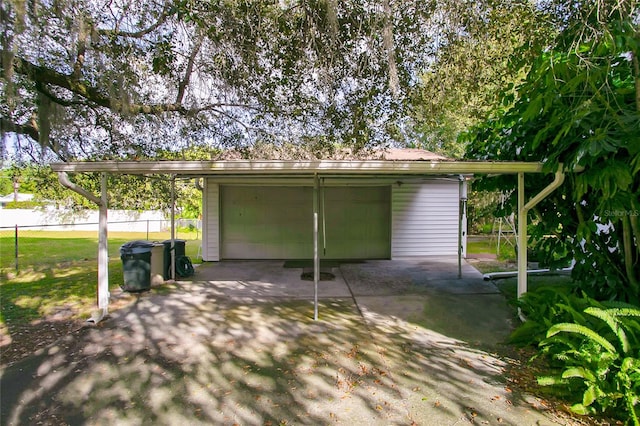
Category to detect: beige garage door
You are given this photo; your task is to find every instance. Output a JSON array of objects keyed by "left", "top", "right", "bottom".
[
  {"left": 220, "top": 186, "right": 390, "bottom": 259},
  {"left": 321, "top": 186, "right": 390, "bottom": 259}
]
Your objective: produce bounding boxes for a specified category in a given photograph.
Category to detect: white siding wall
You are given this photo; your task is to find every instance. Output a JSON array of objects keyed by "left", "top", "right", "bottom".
[
  {"left": 204, "top": 178, "right": 466, "bottom": 261},
  {"left": 391, "top": 181, "right": 462, "bottom": 258},
  {"left": 202, "top": 179, "right": 220, "bottom": 261}
]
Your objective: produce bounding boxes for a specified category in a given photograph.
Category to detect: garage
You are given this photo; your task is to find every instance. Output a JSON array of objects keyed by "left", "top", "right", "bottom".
[
  {"left": 50, "top": 151, "right": 558, "bottom": 318},
  {"left": 219, "top": 185, "right": 391, "bottom": 260}
]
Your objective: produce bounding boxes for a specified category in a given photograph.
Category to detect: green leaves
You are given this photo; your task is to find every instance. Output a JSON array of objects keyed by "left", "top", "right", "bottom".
[
  {"left": 464, "top": 3, "right": 640, "bottom": 301},
  {"left": 545, "top": 322, "right": 617, "bottom": 354},
  {"left": 535, "top": 300, "right": 640, "bottom": 422}
]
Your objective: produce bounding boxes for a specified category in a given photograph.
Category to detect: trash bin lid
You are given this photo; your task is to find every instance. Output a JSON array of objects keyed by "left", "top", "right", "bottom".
[
  {"left": 162, "top": 239, "right": 186, "bottom": 244},
  {"left": 120, "top": 240, "right": 155, "bottom": 255}
]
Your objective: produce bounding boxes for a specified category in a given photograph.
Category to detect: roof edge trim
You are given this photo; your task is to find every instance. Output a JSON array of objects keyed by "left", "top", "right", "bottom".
[{"left": 50, "top": 160, "right": 546, "bottom": 175}]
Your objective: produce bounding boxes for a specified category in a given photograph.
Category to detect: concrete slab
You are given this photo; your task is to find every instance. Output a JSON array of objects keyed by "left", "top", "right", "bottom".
[
  {"left": 340, "top": 257, "right": 500, "bottom": 296},
  {"left": 1, "top": 258, "right": 576, "bottom": 426},
  {"left": 190, "top": 260, "right": 352, "bottom": 299}
]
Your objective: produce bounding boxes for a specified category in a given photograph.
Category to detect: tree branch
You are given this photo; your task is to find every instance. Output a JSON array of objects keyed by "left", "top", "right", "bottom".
[
  {"left": 632, "top": 41, "right": 640, "bottom": 113},
  {"left": 176, "top": 34, "right": 203, "bottom": 105},
  {"left": 11, "top": 55, "right": 256, "bottom": 116},
  {"left": 96, "top": 2, "right": 174, "bottom": 39},
  {"left": 12, "top": 56, "right": 113, "bottom": 109},
  {"left": 383, "top": 0, "right": 400, "bottom": 97},
  {"left": 0, "top": 116, "right": 69, "bottom": 161},
  {"left": 0, "top": 117, "right": 39, "bottom": 141}
]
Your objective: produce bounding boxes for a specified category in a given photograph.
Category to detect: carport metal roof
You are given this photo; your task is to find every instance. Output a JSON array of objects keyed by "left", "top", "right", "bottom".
[
  {"left": 50, "top": 158, "right": 566, "bottom": 323},
  {"left": 51, "top": 159, "right": 545, "bottom": 175}
]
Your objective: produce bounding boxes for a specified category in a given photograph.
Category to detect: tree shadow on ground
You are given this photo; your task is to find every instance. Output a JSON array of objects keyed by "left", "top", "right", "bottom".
[
  {"left": 1, "top": 278, "right": 568, "bottom": 426},
  {"left": 0, "top": 259, "right": 131, "bottom": 368}
]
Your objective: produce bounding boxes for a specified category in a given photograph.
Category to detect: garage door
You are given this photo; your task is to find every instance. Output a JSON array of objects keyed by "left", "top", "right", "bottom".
[
  {"left": 220, "top": 186, "right": 390, "bottom": 259},
  {"left": 322, "top": 186, "right": 390, "bottom": 259},
  {"left": 220, "top": 186, "right": 313, "bottom": 259}
]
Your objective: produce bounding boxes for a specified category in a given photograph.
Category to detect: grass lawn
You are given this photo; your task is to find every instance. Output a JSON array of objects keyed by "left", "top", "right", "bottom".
[
  {"left": 0, "top": 230, "right": 202, "bottom": 329},
  {"left": 493, "top": 273, "right": 574, "bottom": 305},
  {"left": 467, "top": 234, "right": 517, "bottom": 260},
  {"left": 466, "top": 234, "right": 575, "bottom": 304}
]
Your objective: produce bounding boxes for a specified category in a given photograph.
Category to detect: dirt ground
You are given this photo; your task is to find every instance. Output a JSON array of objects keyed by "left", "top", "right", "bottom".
[{"left": 1, "top": 289, "right": 138, "bottom": 368}]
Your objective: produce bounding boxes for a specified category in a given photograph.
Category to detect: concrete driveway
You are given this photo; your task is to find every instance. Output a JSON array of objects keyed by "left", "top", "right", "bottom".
[{"left": 1, "top": 257, "right": 572, "bottom": 425}]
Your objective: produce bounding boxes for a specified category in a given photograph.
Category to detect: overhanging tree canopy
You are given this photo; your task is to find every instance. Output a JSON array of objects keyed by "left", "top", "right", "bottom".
[{"left": 1, "top": 0, "right": 485, "bottom": 162}]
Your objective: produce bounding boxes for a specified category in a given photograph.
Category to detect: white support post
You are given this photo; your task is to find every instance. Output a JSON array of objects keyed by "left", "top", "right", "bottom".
[
  {"left": 458, "top": 176, "right": 463, "bottom": 279},
  {"left": 517, "top": 172, "right": 527, "bottom": 299},
  {"left": 313, "top": 174, "right": 319, "bottom": 321},
  {"left": 57, "top": 171, "right": 110, "bottom": 322},
  {"left": 97, "top": 173, "right": 109, "bottom": 317},
  {"left": 170, "top": 175, "right": 176, "bottom": 280},
  {"left": 517, "top": 167, "right": 565, "bottom": 300}
]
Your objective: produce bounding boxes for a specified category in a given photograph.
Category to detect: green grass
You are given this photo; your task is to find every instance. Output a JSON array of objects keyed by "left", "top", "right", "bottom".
[
  {"left": 466, "top": 234, "right": 575, "bottom": 300},
  {"left": 494, "top": 273, "right": 575, "bottom": 304},
  {"left": 0, "top": 231, "right": 202, "bottom": 329},
  {"left": 467, "top": 235, "right": 517, "bottom": 261}
]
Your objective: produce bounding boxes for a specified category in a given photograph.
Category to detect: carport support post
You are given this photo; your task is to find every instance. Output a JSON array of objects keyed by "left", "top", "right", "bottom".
[
  {"left": 170, "top": 174, "right": 176, "bottom": 280},
  {"left": 57, "top": 171, "right": 110, "bottom": 322},
  {"left": 313, "top": 173, "right": 319, "bottom": 321},
  {"left": 458, "top": 176, "right": 463, "bottom": 279},
  {"left": 517, "top": 172, "right": 527, "bottom": 299},
  {"left": 97, "top": 173, "right": 109, "bottom": 315},
  {"left": 517, "top": 167, "right": 565, "bottom": 301}
]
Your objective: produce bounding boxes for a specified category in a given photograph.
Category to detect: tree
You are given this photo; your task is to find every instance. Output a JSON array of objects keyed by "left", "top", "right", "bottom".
[
  {"left": 408, "top": 0, "right": 555, "bottom": 158},
  {"left": 1, "top": 0, "right": 481, "bottom": 163},
  {"left": 465, "top": 0, "right": 640, "bottom": 301}
]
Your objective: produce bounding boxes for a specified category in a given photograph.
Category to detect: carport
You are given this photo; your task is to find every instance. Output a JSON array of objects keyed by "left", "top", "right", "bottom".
[{"left": 50, "top": 155, "right": 568, "bottom": 322}]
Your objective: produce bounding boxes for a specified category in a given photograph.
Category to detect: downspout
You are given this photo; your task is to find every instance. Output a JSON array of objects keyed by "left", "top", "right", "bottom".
[
  {"left": 58, "top": 172, "right": 110, "bottom": 323},
  {"left": 517, "top": 167, "right": 565, "bottom": 319}
]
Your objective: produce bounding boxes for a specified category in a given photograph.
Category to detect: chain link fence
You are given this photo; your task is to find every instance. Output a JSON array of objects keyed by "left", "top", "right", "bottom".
[{"left": 0, "top": 219, "right": 202, "bottom": 273}]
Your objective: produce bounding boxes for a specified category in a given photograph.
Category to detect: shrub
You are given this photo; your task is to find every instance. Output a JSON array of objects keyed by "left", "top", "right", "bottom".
[
  {"left": 510, "top": 286, "right": 640, "bottom": 423},
  {"left": 537, "top": 305, "right": 640, "bottom": 424},
  {"left": 509, "top": 286, "right": 593, "bottom": 346}
]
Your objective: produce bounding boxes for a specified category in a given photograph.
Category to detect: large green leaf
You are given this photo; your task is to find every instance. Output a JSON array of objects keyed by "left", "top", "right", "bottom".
[
  {"left": 585, "top": 307, "right": 631, "bottom": 354},
  {"left": 546, "top": 323, "right": 617, "bottom": 354},
  {"left": 562, "top": 366, "right": 597, "bottom": 382},
  {"left": 582, "top": 384, "right": 599, "bottom": 407}
]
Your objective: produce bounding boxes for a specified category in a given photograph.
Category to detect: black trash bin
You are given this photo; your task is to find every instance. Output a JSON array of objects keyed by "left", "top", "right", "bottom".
[
  {"left": 162, "top": 239, "right": 186, "bottom": 279},
  {"left": 120, "top": 240, "right": 154, "bottom": 292}
]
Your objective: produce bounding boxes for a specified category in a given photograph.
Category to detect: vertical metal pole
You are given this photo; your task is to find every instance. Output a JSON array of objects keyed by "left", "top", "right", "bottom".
[
  {"left": 517, "top": 172, "right": 527, "bottom": 298},
  {"left": 171, "top": 175, "right": 176, "bottom": 280},
  {"left": 458, "top": 177, "right": 463, "bottom": 279},
  {"left": 14, "top": 224, "right": 18, "bottom": 273},
  {"left": 313, "top": 174, "right": 319, "bottom": 321},
  {"left": 321, "top": 178, "right": 326, "bottom": 256},
  {"left": 146, "top": 219, "right": 149, "bottom": 241},
  {"left": 97, "top": 173, "right": 109, "bottom": 315}
]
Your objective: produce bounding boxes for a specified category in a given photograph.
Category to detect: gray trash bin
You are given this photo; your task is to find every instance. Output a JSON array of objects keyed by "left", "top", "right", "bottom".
[
  {"left": 162, "top": 239, "right": 186, "bottom": 279},
  {"left": 120, "top": 241, "right": 154, "bottom": 292},
  {"left": 150, "top": 243, "right": 165, "bottom": 286}
]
